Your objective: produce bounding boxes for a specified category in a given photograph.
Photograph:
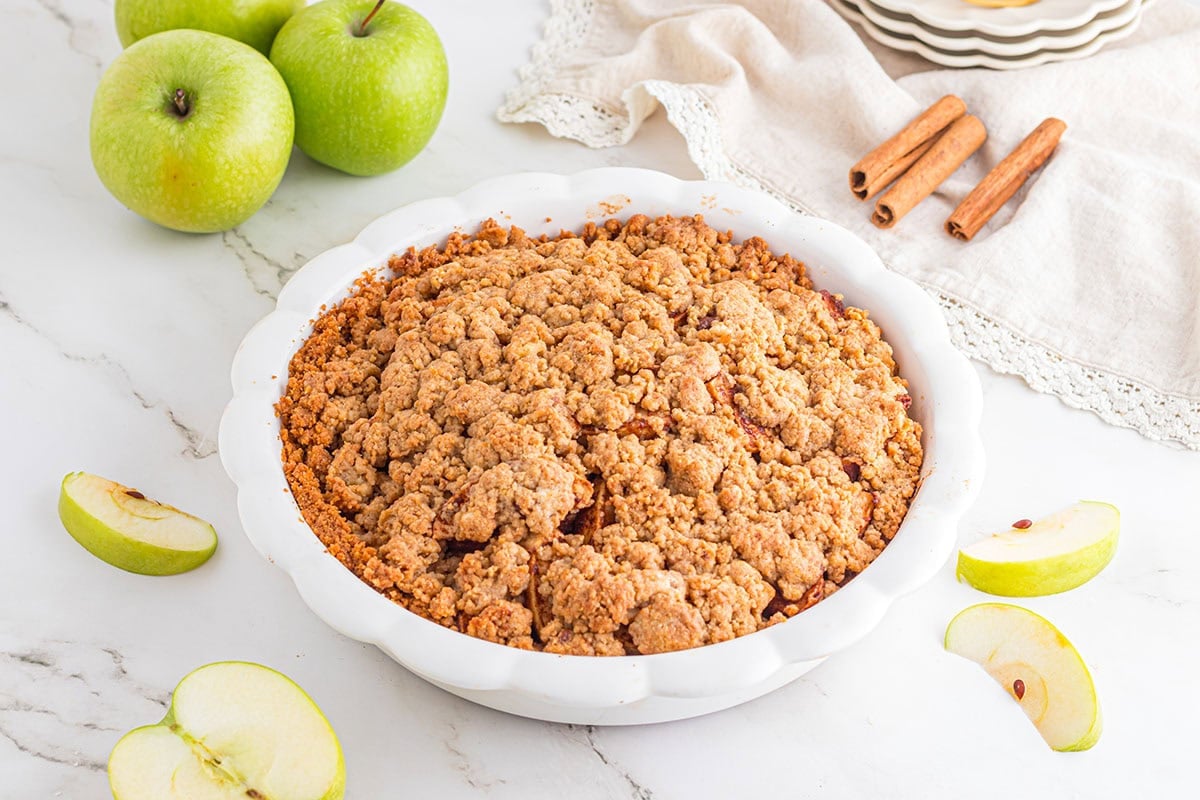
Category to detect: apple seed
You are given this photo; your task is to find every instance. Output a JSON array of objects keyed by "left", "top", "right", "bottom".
[
  {"left": 1013, "top": 678, "right": 1026, "bottom": 700},
  {"left": 1012, "top": 518, "right": 1033, "bottom": 529},
  {"left": 125, "top": 489, "right": 146, "bottom": 499}
]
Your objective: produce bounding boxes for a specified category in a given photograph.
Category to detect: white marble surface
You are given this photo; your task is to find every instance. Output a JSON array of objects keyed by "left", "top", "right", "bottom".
[{"left": 2, "top": 1, "right": 1198, "bottom": 797}]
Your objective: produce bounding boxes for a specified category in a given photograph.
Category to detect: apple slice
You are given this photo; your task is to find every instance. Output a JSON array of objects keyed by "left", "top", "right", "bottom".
[
  {"left": 109, "top": 662, "right": 345, "bottom": 800},
  {"left": 956, "top": 501, "right": 1119, "bottom": 596},
  {"left": 58, "top": 472, "right": 217, "bottom": 575},
  {"left": 945, "top": 603, "right": 1102, "bottom": 752}
]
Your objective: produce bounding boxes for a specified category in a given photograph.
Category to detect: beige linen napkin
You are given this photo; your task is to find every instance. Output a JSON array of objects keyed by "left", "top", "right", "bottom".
[{"left": 499, "top": 0, "right": 1200, "bottom": 448}]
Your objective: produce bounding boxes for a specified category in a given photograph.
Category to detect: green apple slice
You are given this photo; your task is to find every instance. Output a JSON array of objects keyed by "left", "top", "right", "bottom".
[
  {"left": 956, "top": 501, "right": 1119, "bottom": 596},
  {"left": 58, "top": 472, "right": 217, "bottom": 575},
  {"left": 945, "top": 603, "right": 1102, "bottom": 752},
  {"left": 109, "top": 662, "right": 345, "bottom": 800}
]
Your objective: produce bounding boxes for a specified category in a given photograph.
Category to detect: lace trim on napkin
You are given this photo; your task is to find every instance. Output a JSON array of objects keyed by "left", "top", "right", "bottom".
[
  {"left": 936, "top": 294, "right": 1200, "bottom": 449},
  {"left": 496, "top": 0, "right": 1200, "bottom": 449},
  {"left": 498, "top": 0, "right": 629, "bottom": 147}
]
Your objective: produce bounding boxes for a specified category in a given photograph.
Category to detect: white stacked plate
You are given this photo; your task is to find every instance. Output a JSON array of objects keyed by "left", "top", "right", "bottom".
[{"left": 830, "top": 0, "right": 1153, "bottom": 69}]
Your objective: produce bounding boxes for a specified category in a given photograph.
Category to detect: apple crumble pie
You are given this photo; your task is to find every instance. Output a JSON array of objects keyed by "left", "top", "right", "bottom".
[{"left": 277, "top": 214, "right": 922, "bottom": 655}]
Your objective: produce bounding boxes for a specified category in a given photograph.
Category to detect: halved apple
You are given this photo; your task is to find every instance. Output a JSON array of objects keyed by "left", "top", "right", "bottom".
[
  {"left": 109, "top": 662, "right": 345, "bottom": 800},
  {"left": 58, "top": 472, "right": 217, "bottom": 575},
  {"left": 945, "top": 603, "right": 1101, "bottom": 752},
  {"left": 956, "top": 501, "right": 1119, "bottom": 596}
]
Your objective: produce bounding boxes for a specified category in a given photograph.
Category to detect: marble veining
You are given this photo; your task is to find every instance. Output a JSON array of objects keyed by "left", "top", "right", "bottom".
[
  {"left": 221, "top": 227, "right": 308, "bottom": 302},
  {"left": 28, "top": 0, "right": 113, "bottom": 80},
  {"left": 443, "top": 722, "right": 509, "bottom": 791},
  {"left": 569, "top": 726, "right": 656, "bottom": 800},
  {"left": 0, "top": 292, "right": 216, "bottom": 460},
  {"left": 3, "top": 1, "right": 1198, "bottom": 797},
  {"left": 0, "top": 635, "right": 170, "bottom": 780}
]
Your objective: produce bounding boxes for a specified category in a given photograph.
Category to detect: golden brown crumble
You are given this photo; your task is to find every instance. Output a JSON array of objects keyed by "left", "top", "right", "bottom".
[{"left": 277, "top": 214, "right": 922, "bottom": 655}]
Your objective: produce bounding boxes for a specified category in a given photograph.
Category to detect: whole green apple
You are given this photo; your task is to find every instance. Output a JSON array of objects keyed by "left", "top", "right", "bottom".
[
  {"left": 115, "top": 0, "right": 305, "bottom": 56},
  {"left": 90, "top": 29, "right": 294, "bottom": 233},
  {"left": 270, "top": 0, "right": 448, "bottom": 176}
]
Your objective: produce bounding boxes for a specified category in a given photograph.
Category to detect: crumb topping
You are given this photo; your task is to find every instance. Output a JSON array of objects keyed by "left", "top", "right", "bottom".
[{"left": 277, "top": 214, "right": 922, "bottom": 655}]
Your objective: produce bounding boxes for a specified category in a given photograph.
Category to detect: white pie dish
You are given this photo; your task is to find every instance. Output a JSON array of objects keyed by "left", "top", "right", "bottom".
[{"left": 218, "top": 168, "right": 985, "bottom": 725}]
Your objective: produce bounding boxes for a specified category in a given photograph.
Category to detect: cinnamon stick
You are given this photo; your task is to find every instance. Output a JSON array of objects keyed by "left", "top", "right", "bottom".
[
  {"left": 946, "top": 118, "right": 1067, "bottom": 241},
  {"left": 872, "top": 114, "right": 987, "bottom": 229},
  {"left": 850, "top": 95, "right": 966, "bottom": 200}
]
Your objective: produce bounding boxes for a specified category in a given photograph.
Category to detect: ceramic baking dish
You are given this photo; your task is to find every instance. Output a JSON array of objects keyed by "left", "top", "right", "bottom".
[{"left": 219, "top": 168, "right": 985, "bottom": 725}]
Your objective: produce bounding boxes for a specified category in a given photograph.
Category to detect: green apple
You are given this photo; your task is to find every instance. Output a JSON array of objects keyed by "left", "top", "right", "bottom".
[
  {"left": 270, "top": 0, "right": 448, "bottom": 176},
  {"left": 90, "top": 29, "right": 294, "bottom": 233},
  {"left": 957, "top": 501, "right": 1119, "bottom": 597},
  {"left": 945, "top": 603, "right": 1102, "bottom": 752},
  {"left": 109, "top": 662, "right": 345, "bottom": 800},
  {"left": 58, "top": 472, "right": 217, "bottom": 575},
  {"left": 115, "top": 0, "right": 305, "bottom": 56}
]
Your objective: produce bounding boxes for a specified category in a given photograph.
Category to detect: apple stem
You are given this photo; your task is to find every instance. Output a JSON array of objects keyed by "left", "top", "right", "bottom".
[
  {"left": 172, "top": 89, "right": 190, "bottom": 117},
  {"left": 357, "top": 0, "right": 386, "bottom": 36}
]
